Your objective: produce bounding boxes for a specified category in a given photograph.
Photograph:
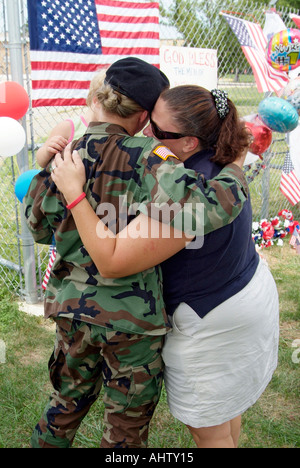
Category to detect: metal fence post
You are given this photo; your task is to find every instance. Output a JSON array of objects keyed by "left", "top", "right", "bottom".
[{"left": 6, "top": 0, "right": 38, "bottom": 303}]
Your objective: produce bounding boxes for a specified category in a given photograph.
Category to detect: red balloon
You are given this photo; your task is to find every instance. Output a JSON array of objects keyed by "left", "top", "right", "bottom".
[
  {"left": 0, "top": 81, "right": 29, "bottom": 120},
  {"left": 245, "top": 118, "right": 273, "bottom": 156}
]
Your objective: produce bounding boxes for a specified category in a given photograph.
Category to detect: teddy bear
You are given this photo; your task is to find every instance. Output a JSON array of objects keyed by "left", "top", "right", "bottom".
[{"left": 278, "top": 209, "right": 300, "bottom": 236}]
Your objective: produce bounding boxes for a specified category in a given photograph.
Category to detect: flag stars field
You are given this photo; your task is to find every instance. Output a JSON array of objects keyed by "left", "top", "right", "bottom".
[{"left": 27, "top": 0, "right": 160, "bottom": 107}]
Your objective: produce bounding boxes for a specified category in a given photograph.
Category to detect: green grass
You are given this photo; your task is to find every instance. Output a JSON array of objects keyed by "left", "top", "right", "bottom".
[{"left": 0, "top": 242, "right": 299, "bottom": 448}]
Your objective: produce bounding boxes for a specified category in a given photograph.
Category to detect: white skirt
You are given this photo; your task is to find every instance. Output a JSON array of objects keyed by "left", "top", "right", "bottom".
[{"left": 162, "top": 259, "right": 279, "bottom": 428}]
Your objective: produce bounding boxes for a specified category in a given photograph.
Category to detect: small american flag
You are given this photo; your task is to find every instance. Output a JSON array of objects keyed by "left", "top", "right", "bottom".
[
  {"left": 280, "top": 153, "right": 300, "bottom": 206},
  {"left": 220, "top": 12, "right": 289, "bottom": 93},
  {"left": 289, "top": 227, "right": 300, "bottom": 254},
  {"left": 27, "top": 0, "right": 160, "bottom": 107},
  {"left": 42, "top": 245, "right": 57, "bottom": 290},
  {"left": 153, "top": 145, "right": 179, "bottom": 161}
]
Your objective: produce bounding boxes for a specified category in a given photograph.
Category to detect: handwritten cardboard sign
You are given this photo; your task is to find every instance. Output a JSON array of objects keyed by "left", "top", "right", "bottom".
[{"left": 160, "top": 46, "right": 218, "bottom": 89}]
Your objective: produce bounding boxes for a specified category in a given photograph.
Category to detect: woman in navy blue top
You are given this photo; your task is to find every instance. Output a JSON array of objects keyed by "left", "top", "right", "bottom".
[
  {"left": 144, "top": 86, "right": 279, "bottom": 448},
  {"left": 52, "top": 85, "right": 279, "bottom": 448},
  {"left": 161, "top": 147, "right": 259, "bottom": 319}
]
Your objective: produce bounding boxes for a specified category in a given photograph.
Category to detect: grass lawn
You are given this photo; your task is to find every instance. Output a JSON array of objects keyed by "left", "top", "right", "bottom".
[{"left": 0, "top": 242, "right": 299, "bottom": 449}]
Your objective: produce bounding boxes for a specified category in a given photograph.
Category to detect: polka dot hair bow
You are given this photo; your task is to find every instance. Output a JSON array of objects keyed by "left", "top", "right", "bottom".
[{"left": 211, "top": 89, "right": 229, "bottom": 119}]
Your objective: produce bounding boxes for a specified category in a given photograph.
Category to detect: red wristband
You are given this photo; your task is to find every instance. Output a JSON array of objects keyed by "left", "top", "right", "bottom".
[{"left": 66, "top": 192, "right": 86, "bottom": 210}]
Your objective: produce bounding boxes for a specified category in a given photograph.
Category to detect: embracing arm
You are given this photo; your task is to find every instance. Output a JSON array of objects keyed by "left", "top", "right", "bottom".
[
  {"left": 51, "top": 148, "right": 191, "bottom": 277},
  {"left": 51, "top": 143, "right": 248, "bottom": 278},
  {"left": 141, "top": 146, "right": 249, "bottom": 236},
  {"left": 68, "top": 202, "right": 189, "bottom": 277}
]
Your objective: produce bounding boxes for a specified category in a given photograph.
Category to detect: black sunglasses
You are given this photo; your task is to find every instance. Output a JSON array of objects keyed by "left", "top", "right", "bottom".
[{"left": 150, "top": 118, "right": 186, "bottom": 140}]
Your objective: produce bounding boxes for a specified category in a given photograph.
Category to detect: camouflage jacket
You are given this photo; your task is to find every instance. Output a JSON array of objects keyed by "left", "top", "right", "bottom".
[{"left": 24, "top": 122, "right": 248, "bottom": 335}]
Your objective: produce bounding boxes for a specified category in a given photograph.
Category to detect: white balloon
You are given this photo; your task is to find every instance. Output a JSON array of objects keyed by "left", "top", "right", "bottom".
[{"left": 0, "top": 117, "right": 26, "bottom": 158}]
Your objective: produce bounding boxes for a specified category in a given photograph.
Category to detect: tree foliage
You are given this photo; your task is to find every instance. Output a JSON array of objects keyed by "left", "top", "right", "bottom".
[
  {"left": 248, "top": 0, "right": 299, "bottom": 12},
  {"left": 270, "top": 0, "right": 299, "bottom": 12}
]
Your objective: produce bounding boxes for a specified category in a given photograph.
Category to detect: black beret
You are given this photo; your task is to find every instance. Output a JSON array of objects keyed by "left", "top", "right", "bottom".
[{"left": 105, "top": 57, "right": 169, "bottom": 112}]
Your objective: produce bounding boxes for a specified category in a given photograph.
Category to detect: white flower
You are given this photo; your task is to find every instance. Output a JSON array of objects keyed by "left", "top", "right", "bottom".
[{"left": 252, "top": 222, "right": 260, "bottom": 231}]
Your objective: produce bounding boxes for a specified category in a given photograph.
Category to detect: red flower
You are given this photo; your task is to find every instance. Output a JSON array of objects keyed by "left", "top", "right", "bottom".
[{"left": 262, "top": 223, "right": 275, "bottom": 240}]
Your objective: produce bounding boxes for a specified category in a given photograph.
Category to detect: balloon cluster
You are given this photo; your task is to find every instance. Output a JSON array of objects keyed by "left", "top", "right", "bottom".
[
  {"left": 264, "top": 27, "right": 300, "bottom": 129},
  {"left": 0, "top": 81, "right": 29, "bottom": 158},
  {"left": 243, "top": 89, "right": 299, "bottom": 163},
  {"left": 0, "top": 81, "right": 38, "bottom": 203},
  {"left": 244, "top": 85, "right": 299, "bottom": 164},
  {"left": 243, "top": 27, "right": 300, "bottom": 165}
]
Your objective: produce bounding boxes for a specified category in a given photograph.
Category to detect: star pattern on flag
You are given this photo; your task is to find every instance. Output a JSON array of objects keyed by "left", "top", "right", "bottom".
[
  {"left": 27, "top": 0, "right": 160, "bottom": 107},
  {"left": 38, "top": 0, "right": 102, "bottom": 54},
  {"left": 225, "top": 16, "right": 255, "bottom": 48},
  {"left": 282, "top": 153, "right": 294, "bottom": 174}
]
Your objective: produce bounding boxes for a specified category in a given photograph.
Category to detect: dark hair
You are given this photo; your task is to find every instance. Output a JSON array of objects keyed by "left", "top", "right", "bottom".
[{"left": 160, "top": 85, "right": 250, "bottom": 165}]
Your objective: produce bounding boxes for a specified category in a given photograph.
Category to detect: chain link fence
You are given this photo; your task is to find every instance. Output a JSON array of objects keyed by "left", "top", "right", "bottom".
[{"left": 0, "top": 0, "right": 299, "bottom": 301}]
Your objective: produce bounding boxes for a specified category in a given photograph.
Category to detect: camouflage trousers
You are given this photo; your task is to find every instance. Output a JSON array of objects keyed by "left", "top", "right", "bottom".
[{"left": 31, "top": 317, "right": 164, "bottom": 448}]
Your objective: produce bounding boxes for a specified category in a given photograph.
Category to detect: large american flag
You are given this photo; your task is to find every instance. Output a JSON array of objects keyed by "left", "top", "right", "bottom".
[
  {"left": 27, "top": 0, "right": 160, "bottom": 107},
  {"left": 280, "top": 153, "right": 300, "bottom": 206},
  {"left": 220, "top": 12, "right": 289, "bottom": 93}
]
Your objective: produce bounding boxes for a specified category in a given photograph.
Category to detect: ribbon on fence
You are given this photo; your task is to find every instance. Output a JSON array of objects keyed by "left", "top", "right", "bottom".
[{"left": 42, "top": 245, "right": 56, "bottom": 290}]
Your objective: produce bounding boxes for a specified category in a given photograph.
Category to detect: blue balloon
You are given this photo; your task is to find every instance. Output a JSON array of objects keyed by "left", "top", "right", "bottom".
[
  {"left": 14, "top": 169, "right": 40, "bottom": 202},
  {"left": 258, "top": 97, "right": 299, "bottom": 133}
]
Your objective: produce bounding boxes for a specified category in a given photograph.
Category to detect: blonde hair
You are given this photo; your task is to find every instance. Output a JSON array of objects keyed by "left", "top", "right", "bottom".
[{"left": 86, "top": 69, "right": 144, "bottom": 118}]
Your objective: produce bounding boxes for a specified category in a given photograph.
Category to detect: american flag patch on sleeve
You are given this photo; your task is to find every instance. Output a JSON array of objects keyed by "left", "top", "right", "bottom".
[{"left": 153, "top": 146, "right": 179, "bottom": 161}]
